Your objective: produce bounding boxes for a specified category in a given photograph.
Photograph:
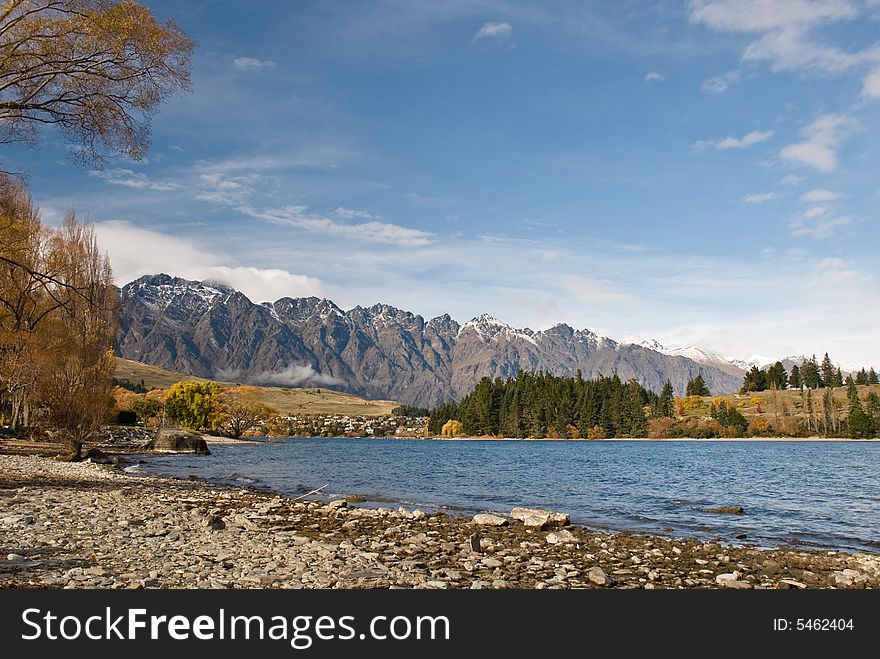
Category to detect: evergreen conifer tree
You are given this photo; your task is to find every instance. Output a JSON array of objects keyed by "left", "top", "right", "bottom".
[
  {"left": 846, "top": 379, "right": 871, "bottom": 438},
  {"left": 740, "top": 365, "right": 767, "bottom": 393},
  {"left": 767, "top": 361, "right": 788, "bottom": 390},
  {"left": 653, "top": 381, "right": 674, "bottom": 418},
  {"left": 821, "top": 353, "right": 836, "bottom": 387},
  {"left": 801, "top": 356, "right": 822, "bottom": 389},
  {"left": 846, "top": 375, "right": 859, "bottom": 407},
  {"left": 686, "top": 374, "right": 710, "bottom": 397},
  {"left": 866, "top": 391, "right": 880, "bottom": 436},
  {"left": 789, "top": 364, "right": 802, "bottom": 389}
]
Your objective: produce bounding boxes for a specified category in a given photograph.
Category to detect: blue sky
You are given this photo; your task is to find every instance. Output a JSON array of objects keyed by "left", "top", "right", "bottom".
[{"left": 6, "top": 0, "right": 880, "bottom": 367}]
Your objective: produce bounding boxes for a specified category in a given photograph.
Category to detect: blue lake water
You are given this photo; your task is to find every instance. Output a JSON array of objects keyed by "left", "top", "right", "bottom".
[{"left": 133, "top": 438, "right": 880, "bottom": 553}]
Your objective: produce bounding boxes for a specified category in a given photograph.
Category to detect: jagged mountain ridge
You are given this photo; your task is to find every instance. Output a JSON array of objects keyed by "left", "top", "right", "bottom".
[{"left": 116, "top": 274, "right": 744, "bottom": 407}]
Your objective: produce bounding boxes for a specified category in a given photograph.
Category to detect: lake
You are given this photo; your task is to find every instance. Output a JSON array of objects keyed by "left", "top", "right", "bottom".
[{"left": 132, "top": 438, "right": 880, "bottom": 553}]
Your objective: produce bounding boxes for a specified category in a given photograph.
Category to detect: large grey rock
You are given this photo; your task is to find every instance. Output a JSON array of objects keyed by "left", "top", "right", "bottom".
[
  {"left": 145, "top": 429, "right": 210, "bottom": 455},
  {"left": 472, "top": 513, "right": 508, "bottom": 526},
  {"left": 116, "top": 274, "right": 744, "bottom": 408},
  {"left": 511, "top": 507, "right": 570, "bottom": 530}
]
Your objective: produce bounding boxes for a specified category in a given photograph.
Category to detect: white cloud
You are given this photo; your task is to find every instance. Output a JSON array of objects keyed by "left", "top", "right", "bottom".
[
  {"left": 232, "top": 56, "right": 276, "bottom": 72},
  {"left": 689, "top": 1, "right": 874, "bottom": 74},
  {"left": 779, "top": 113, "right": 857, "bottom": 171},
  {"left": 557, "top": 275, "right": 638, "bottom": 305},
  {"left": 787, "top": 213, "right": 851, "bottom": 237},
  {"left": 194, "top": 171, "right": 259, "bottom": 205},
  {"left": 333, "top": 207, "right": 375, "bottom": 220},
  {"left": 94, "top": 220, "right": 323, "bottom": 301},
  {"left": 644, "top": 71, "right": 665, "bottom": 82},
  {"left": 717, "top": 129, "right": 775, "bottom": 150},
  {"left": 89, "top": 169, "right": 179, "bottom": 192},
  {"left": 801, "top": 205, "right": 830, "bottom": 217},
  {"left": 814, "top": 257, "right": 858, "bottom": 283},
  {"left": 688, "top": 1, "right": 859, "bottom": 33},
  {"left": 741, "top": 192, "right": 776, "bottom": 203},
  {"left": 697, "top": 129, "right": 774, "bottom": 151},
  {"left": 701, "top": 69, "right": 741, "bottom": 93},
  {"left": 799, "top": 188, "right": 838, "bottom": 201},
  {"left": 777, "top": 174, "right": 804, "bottom": 185},
  {"left": 472, "top": 21, "right": 513, "bottom": 42},
  {"left": 862, "top": 65, "right": 880, "bottom": 99},
  {"left": 240, "top": 205, "right": 435, "bottom": 247},
  {"left": 246, "top": 365, "right": 345, "bottom": 387},
  {"left": 742, "top": 26, "right": 862, "bottom": 73}
]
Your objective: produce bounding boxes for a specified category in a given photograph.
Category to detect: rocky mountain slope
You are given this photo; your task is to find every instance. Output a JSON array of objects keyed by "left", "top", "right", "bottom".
[{"left": 116, "top": 274, "right": 744, "bottom": 407}]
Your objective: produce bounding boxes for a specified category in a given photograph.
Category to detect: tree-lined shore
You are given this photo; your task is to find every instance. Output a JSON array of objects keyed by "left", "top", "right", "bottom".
[{"left": 426, "top": 371, "right": 880, "bottom": 440}]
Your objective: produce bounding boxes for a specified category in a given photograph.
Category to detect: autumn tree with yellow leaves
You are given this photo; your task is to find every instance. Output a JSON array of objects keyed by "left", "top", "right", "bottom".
[
  {"left": 0, "top": 1, "right": 191, "bottom": 455},
  {"left": 0, "top": 0, "right": 193, "bottom": 164},
  {"left": 0, "top": 175, "right": 116, "bottom": 456},
  {"left": 217, "top": 386, "right": 274, "bottom": 438}
]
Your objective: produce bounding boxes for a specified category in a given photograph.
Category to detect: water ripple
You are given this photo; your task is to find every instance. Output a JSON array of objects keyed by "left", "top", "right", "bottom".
[{"left": 137, "top": 438, "right": 880, "bottom": 553}]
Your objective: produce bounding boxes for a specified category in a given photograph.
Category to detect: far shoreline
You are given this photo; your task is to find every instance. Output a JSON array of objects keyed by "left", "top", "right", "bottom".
[{"left": 260, "top": 435, "right": 880, "bottom": 443}]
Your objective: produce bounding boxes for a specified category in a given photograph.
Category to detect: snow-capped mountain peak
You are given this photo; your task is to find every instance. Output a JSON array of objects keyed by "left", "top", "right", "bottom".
[
  {"left": 128, "top": 274, "right": 233, "bottom": 314},
  {"left": 638, "top": 339, "right": 665, "bottom": 352},
  {"left": 634, "top": 339, "right": 744, "bottom": 371},
  {"left": 460, "top": 314, "right": 537, "bottom": 345}
]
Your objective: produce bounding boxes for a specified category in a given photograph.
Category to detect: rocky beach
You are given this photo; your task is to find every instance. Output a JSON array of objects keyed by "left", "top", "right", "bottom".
[{"left": 1, "top": 453, "right": 878, "bottom": 590}]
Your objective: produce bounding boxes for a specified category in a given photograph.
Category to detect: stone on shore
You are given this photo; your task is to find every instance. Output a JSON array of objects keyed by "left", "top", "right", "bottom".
[
  {"left": 2, "top": 454, "right": 880, "bottom": 591},
  {"left": 546, "top": 530, "right": 577, "bottom": 545},
  {"left": 587, "top": 566, "right": 612, "bottom": 587},
  {"left": 472, "top": 513, "right": 508, "bottom": 526},
  {"left": 82, "top": 448, "right": 114, "bottom": 464},
  {"left": 511, "top": 507, "right": 570, "bottom": 530},
  {"left": 716, "top": 572, "right": 751, "bottom": 589},
  {"left": 833, "top": 569, "right": 867, "bottom": 588},
  {"left": 145, "top": 429, "right": 210, "bottom": 455}
]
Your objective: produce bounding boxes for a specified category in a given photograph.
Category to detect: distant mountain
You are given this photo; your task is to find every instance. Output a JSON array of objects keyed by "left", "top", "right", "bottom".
[
  {"left": 116, "top": 274, "right": 745, "bottom": 407},
  {"left": 635, "top": 340, "right": 745, "bottom": 377},
  {"left": 635, "top": 340, "right": 813, "bottom": 378},
  {"left": 736, "top": 354, "right": 811, "bottom": 372}
]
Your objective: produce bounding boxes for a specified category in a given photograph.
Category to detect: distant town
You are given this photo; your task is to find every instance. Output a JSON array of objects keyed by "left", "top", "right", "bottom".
[{"left": 266, "top": 414, "right": 430, "bottom": 439}]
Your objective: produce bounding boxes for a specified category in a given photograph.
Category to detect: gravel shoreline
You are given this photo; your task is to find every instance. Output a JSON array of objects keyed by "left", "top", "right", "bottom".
[{"left": 1, "top": 454, "right": 878, "bottom": 589}]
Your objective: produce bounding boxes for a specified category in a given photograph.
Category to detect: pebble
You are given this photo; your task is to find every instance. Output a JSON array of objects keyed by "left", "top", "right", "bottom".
[{"left": 0, "top": 454, "right": 877, "bottom": 590}]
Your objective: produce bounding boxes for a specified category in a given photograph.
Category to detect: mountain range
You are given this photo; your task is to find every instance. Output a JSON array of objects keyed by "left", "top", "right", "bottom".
[{"left": 116, "top": 274, "right": 749, "bottom": 407}]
